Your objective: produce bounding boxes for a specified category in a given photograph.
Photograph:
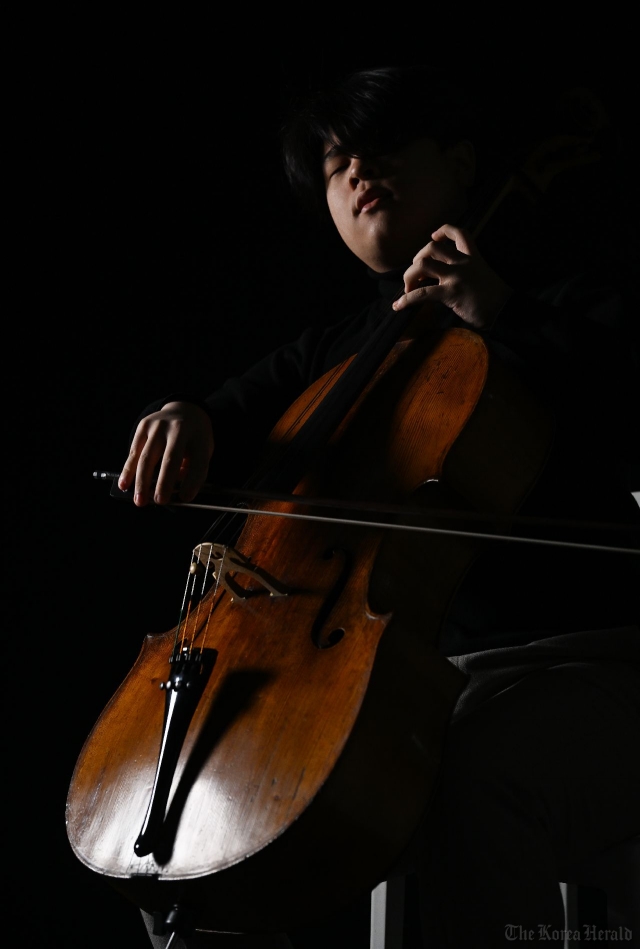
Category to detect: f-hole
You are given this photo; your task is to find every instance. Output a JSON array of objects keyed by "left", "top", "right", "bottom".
[{"left": 311, "top": 548, "right": 351, "bottom": 649}]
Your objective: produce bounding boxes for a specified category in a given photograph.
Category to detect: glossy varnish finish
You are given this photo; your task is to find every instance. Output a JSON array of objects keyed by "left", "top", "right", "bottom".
[{"left": 66, "top": 327, "right": 552, "bottom": 932}]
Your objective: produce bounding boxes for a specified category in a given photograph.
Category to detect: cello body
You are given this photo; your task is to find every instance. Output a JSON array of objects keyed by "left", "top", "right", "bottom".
[{"left": 66, "top": 325, "right": 552, "bottom": 933}]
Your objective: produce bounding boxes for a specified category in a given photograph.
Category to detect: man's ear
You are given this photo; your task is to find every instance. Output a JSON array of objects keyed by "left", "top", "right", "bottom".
[{"left": 446, "top": 140, "right": 475, "bottom": 188}]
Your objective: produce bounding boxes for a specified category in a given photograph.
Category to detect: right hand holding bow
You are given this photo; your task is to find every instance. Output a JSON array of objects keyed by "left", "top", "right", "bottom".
[{"left": 118, "top": 401, "right": 214, "bottom": 507}]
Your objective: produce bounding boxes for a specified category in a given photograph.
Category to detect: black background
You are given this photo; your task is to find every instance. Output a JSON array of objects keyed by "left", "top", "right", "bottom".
[{"left": 11, "top": 25, "right": 637, "bottom": 949}]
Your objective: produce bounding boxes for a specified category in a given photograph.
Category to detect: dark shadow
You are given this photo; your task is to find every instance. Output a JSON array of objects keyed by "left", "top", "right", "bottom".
[{"left": 153, "top": 668, "right": 274, "bottom": 865}]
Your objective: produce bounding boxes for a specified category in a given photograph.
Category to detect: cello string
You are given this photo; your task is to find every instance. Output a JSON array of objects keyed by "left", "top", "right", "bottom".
[
  {"left": 173, "top": 553, "right": 199, "bottom": 654},
  {"left": 180, "top": 548, "right": 211, "bottom": 651},
  {"left": 199, "top": 545, "right": 226, "bottom": 652},
  {"left": 187, "top": 543, "right": 214, "bottom": 652}
]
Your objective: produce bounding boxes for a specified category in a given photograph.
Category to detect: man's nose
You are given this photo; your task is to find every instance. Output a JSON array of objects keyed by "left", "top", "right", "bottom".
[{"left": 348, "top": 155, "right": 381, "bottom": 186}]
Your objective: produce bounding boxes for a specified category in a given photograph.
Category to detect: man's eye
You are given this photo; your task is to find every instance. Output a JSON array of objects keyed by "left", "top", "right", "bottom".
[{"left": 330, "top": 163, "right": 348, "bottom": 177}]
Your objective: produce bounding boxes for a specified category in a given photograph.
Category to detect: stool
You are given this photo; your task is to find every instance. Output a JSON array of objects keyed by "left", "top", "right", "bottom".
[
  {"left": 371, "top": 836, "right": 639, "bottom": 948},
  {"left": 561, "top": 834, "right": 639, "bottom": 946},
  {"left": 370, "top": 877, "right": 405, "bottom": 949}
]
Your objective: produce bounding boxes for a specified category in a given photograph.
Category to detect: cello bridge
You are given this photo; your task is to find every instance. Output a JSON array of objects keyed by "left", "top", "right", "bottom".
[{"left": 191, "top": 542, "right": 289, "bottom": 601}]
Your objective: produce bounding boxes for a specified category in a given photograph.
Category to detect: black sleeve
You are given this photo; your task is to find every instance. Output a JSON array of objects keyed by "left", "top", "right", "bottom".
[{"left": 131, "top": 298, "right": 386, "bottom": 485}]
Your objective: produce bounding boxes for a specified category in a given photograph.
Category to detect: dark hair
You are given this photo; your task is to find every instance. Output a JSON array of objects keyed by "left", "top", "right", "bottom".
[{"left": 281, "top": 66, "right": 476, "bottom": 218}]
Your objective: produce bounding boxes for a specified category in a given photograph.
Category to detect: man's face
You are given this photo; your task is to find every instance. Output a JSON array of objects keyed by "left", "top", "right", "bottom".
[{"left": 323, "top": 137, "right": 474, "bottom": 273}]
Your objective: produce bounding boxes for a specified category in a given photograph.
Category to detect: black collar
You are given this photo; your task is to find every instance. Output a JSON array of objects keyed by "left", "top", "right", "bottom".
[{"left": 366, "top": 266, "right": 406, "bottom": 303}]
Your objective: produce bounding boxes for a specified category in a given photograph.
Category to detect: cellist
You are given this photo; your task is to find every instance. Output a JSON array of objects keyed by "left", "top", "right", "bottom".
[{"left": 117, "top": 67, "right": 640, "bottom": 947}]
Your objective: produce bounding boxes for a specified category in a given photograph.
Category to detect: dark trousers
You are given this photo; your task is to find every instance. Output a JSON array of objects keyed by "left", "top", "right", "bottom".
[{"left": 416, "top": 662, "right": 640, "bottom": 946}]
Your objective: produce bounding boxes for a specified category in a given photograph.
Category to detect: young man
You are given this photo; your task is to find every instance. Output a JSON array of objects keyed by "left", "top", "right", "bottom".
[{"left": 119, "top": 67, "right": 639, "bottom": 947}]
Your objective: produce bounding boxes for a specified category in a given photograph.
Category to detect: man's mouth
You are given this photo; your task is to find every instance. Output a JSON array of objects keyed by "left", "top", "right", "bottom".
[{"left": 355, "top": 187, "right": 391, "bottom": 214}]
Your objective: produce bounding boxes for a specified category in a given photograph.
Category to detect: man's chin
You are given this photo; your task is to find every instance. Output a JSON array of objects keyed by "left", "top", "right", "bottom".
[{"left": 363, "top": 240, "right": 414, "bottom": 274}]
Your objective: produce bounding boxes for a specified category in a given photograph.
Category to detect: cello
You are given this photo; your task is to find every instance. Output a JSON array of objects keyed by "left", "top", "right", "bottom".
[{"left": 65, "top": 87, "right": 620, "bottom": 939}]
